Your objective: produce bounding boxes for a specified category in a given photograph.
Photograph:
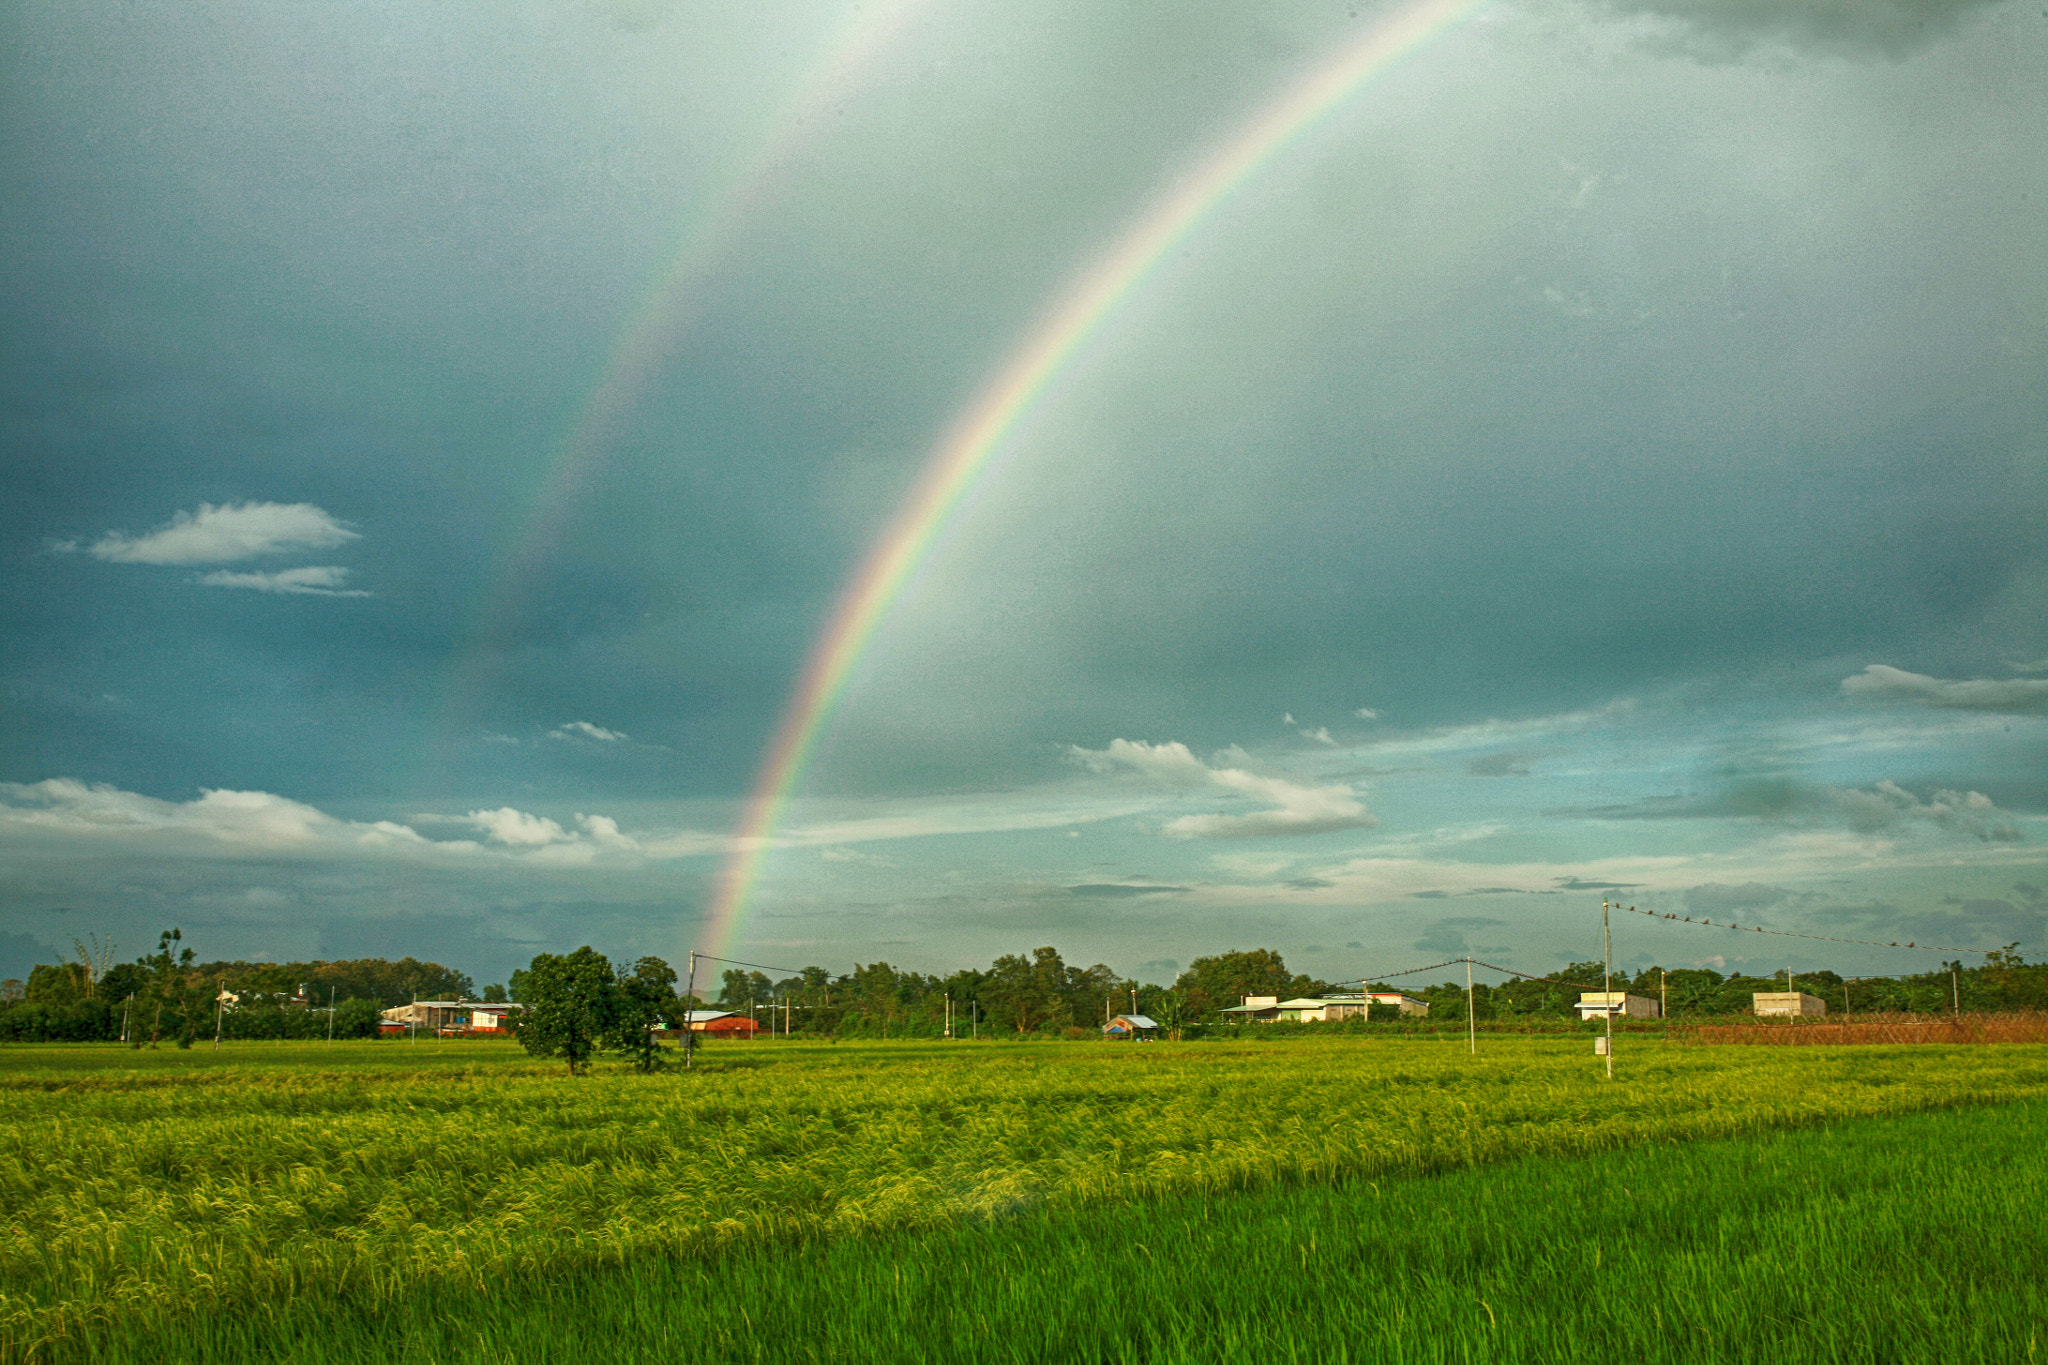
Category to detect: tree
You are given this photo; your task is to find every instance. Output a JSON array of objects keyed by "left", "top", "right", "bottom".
[
  {"left": 982, "top": 948, "right": 1067, "bottom": 1033},
  {"left": 332, "top": 997, "right": 384, "bottom": 1038},
  {"left": 481, "top": 982, "right": 509, "bottom": 1003},
  {"left": 1175, "top": 949, "right": 1312, "bottom": 1018},
  {"left": 515, "top": 947, "right": 618, "bottom": 1075},
  {"left": 138, "top": 929, "right": 210, "bottom": 1048},
  {"left": 717, "top": 968, "right": 772, "bottom": 1011},
  {"left": 608, "top": 956, "right": 678, "bottom": 1073}
]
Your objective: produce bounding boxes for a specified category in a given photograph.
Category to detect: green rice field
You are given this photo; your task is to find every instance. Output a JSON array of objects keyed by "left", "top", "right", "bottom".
[{"left": 5, "top": 1036, "right": 2046, "bottom": 1363}]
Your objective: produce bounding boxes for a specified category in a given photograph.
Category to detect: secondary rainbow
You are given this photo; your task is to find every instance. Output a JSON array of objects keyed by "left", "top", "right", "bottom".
[
  {"left": 420, "top": 1, "right": 929, "bottom": 776},
  {"left": 700, "top": 0, "right": 1489, "bottom": 956}
]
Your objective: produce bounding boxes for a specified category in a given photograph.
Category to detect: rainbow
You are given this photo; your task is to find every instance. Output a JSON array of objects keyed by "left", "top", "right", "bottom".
[
  {"left": 700, "top": 0, "right": 1489, "bottom": 956},
  {"left": 424, "top": 0, "right": 930, "bottom": 771}
]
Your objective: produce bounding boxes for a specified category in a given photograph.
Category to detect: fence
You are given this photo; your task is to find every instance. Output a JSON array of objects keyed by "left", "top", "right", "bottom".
[{"left": 1673, "top": 1012, "right": 2048, "bottom": 1046}]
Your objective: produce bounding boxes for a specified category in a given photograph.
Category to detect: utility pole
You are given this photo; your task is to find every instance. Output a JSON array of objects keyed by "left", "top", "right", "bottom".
[
  {"left": 1465, "top": 957, "right": 1476, "bottom": 1055},
  {"left": 683, "top": 951, "right": 699, "bottom": 1070},
  {"left": 1660, "top": 969, "right": 1667, "bottom": 1024},
  {"left": 327, "top": 985, "right": 336, "bottom": 1043},
  {"left": 945, "top": 991, "right": 952, "bottom": 1039},
  {"left": 120, "top": 993, "right": 132, "bottom": 1045},
  {"left": 1601, "top": 900, "right": 1614, "bottom": 1080},
  {"left": 1953, "top": 966, "right": 1960, "bottom": 1019},
  {"left": 213, "top": 977, "right": 225, "bottom": 1051}
]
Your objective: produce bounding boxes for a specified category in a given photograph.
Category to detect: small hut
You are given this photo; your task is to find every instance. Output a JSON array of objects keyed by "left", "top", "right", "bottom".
[
  {"left": 1752, "top": 992, "right": 1826, "bottom": 1017},
  {"left": 1103, "top": 1014, "right": 1159, "bottom": 1040}
]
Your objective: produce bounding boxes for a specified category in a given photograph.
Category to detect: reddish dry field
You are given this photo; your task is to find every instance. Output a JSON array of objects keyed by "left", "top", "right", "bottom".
[{"left": 1677, "top": 1012, "right": 2048, "bottom": 1045}]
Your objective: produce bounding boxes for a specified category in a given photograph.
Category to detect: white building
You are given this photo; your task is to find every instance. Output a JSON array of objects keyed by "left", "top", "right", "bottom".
[
  {"left": 1575, "top": 991, "right": 1660, "bottom": 1020},
  {"left": 1221, "top": 992, "right": 1429, "bottom": 1022},
  {"left": 1752, "top": 991, "right": 1826, "bottom": 1017}
]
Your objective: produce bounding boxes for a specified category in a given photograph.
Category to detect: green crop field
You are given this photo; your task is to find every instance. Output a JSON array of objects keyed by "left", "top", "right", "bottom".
[{"left": 5, "top": 1036, "right": 2046, "bottom": 1363}]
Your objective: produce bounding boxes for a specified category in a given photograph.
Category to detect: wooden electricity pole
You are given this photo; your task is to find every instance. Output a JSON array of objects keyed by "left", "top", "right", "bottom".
[{"left": 683, "top": 951, "right": 699, "bottom": 1070}]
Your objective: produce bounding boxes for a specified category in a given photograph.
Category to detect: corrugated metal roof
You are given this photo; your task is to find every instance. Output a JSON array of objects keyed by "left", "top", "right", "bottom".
[
  {"left": 1105, "top": 1014, "right": 1160, "bottom": 1029},
  {"left": 681, "top": 1009, "right": 733, "bottom": 1023}
]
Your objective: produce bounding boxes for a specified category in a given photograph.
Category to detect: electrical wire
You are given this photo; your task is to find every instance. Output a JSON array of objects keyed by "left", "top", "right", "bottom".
[
  {"left": 1612, "top": 902, "right": 2010, "bottom": 956},
  {"left": 686, "top": 952, "right": 814, "bottom": 979}
]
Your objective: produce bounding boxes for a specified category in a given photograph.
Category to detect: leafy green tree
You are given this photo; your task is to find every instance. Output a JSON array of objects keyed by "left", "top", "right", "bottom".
[
  {"left": 332, "top": 997, "right": 385, "bottom": 1038},
  {"left": 481, "top": 982, "right": 508, "bottom": 1003},
  {"left": 1175, "top": 949, "right": 1313, "bottom": 1017},
  {"left": 608, "top": 956, "right": 678, "bottom": 1072},
  {"left": 137, "top": 929, "right": 211, "bottom": 1048},
  {"left": 982, "top": 948, "right": 1067, "bottom": 1033},
  {"left": 717, "top": 968, "right": 773, "bottom": 1010},
  {"left": 516, "top": 947, "right": 619, "bottom": 1075}
]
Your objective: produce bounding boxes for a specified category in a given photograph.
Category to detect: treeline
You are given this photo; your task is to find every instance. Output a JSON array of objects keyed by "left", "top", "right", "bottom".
[
  {"left": 8, "top": 931, "right": 2045, "bottom": 1048},
  {"left": 681, "top": 946, "right": 1325, "bottom": 1039},
  {"left": 683, "top": 947, "right": 2048, "bottom": 1036},
  {"left": 0, "top": 929, "right": 476, "bottom": 1045}
]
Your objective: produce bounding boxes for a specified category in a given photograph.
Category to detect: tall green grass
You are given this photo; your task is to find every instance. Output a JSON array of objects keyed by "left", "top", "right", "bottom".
[
  {"left": 6, "top": 1038, "right": 2046, "bottom": 1361},
  {"left": 95, "top": 1100, "right": 2048, "bottom": 1364}
]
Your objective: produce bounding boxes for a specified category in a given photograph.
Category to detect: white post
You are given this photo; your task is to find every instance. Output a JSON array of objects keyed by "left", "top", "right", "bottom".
[
  {"left": 683, "top": 951, "right": 699, "bottom": 1069},
  {"left": 327, "top": 986, "right": 336, "bottom": 1043},
  {"left": 1465, "top": 957, "right": 1476, "bottom": 1055},
  {"left": 1602, "top": 901, "right": 1614, "bottom": 1080}
]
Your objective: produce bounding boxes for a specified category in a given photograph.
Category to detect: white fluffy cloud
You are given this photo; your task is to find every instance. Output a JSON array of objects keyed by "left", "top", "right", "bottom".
[
  {"left": 196, "top": 566, "right": 368, "bottom": 597},
  {"left": 1068, "top": 739, "right": 1377, "bottom": 839},
  {"left": 87, "top": 502, "right": 358, "bottom": 565},
  {"left": 550, "top": 721, "right": 628, "bottom": 741},
  {"left": 1842, "top": 664, "right": 2048, "bottom": 715},
  {"left": 0, "top": 779, "right": 663, "bottom": 866},
  {"left": 467, "top": 807, "right": 572, "bottom": 846},
  {"left": 1828, "top": 780, "right": 2021, "bottom": 843}
]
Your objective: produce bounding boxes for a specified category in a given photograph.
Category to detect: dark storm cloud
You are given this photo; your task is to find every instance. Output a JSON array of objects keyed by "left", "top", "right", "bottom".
[
  {"left": 1684, "top": 882, "right": 1791, "bottom": 915},
  {"left": 1554, "top": 877, "right": 1643, "bottom": 891},
  {"left": 1602, "top": 0, "right": 2013, "bottom": 58},
  {"left": 1559, "top": 777, "right": 2024, "bottom": 841},
  {"left": 1412, "top": 916, "right": 1509, "bottom": 955},
  {"left": 0, "top": 933, "right": 58, "bottom": 981},
  {"left": 4, "top": 0, "right": 2043, "bottom": 969}
]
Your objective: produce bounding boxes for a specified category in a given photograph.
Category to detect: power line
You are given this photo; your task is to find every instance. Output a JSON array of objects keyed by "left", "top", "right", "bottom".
[
  {"left": 1332, "top": 957, "right": 1602, "bottom": 990},
  {"left": 688, "top": 952, "right": 814, "bottom": 979},
  {"left": 1613, "top": 903, "right": 2012, "bottom": 956}
]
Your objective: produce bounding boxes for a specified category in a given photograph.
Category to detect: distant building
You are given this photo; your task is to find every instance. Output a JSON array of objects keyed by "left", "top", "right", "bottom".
[
  {"left": 1753, "top": 991, "right": 1826, "bottom": 1017},
  {"left": 1221, "top": 992, "right": 1429, "bottom": 1022},
  {"left": 658, "top": 1009, "right": 761, "bottom": 1038},
  {"left": 466, "top": 1003, "right": 522, "bottom": 1031},
  {"left": 1103, "top": 1014, "right": 1160, "bottom": 1038},
  {"left": 1576, "top": 992, "right": 1660, "bottom": 1020},
  {"left": 379, "top": 1001, "right": 487, "bottom": 1034}
]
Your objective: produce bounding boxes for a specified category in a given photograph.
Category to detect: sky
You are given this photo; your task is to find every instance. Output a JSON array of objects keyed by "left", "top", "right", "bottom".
[{"left": 3, "top": 0, "right": 2044, "bottom": 992}]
